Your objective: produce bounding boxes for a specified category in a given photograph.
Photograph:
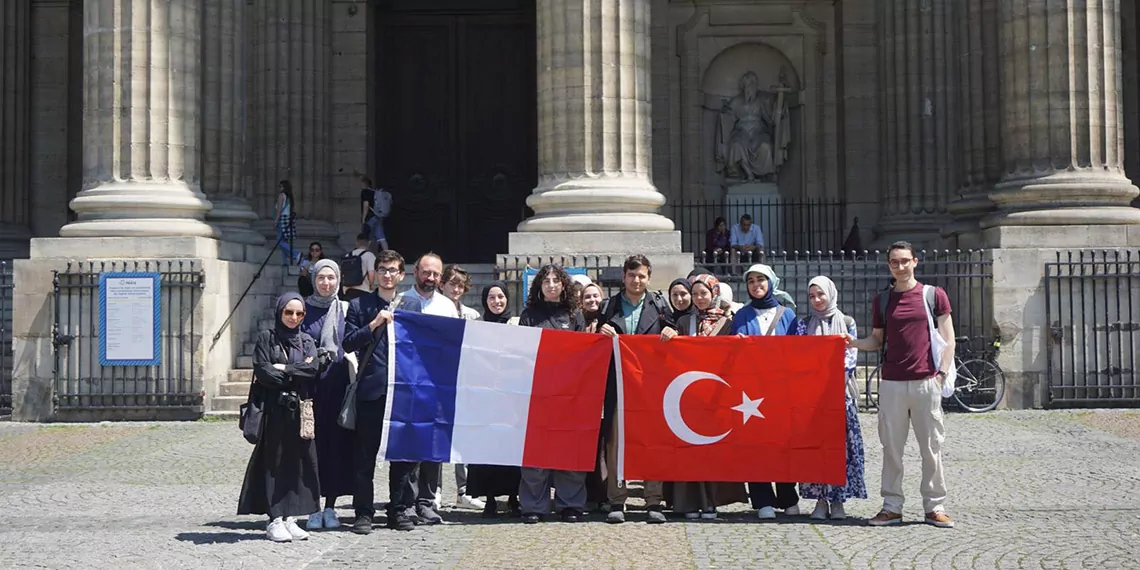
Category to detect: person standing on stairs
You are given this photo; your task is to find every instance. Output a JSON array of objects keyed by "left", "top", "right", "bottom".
[
  {"left": 340, "top": 234, "right": 377, "bottom": 302},
  {"left": 300, "top": 260, "right": 356, "bottom": 532}
]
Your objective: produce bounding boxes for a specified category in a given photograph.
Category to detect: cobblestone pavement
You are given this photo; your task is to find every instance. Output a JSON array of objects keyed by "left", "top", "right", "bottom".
[{"left": 2, "top": 410, "right": 1140, "bottom": 569}]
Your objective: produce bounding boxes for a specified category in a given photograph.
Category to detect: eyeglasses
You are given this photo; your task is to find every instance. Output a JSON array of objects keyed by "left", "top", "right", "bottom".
[
  {"left": 888, "top": 258, "right": 913, "bottom": 268},
  {"left": 377, "top": 267, "right": 401, "bottom": 275},
  {"left": 419, "top": 271, "right": 441, "bottom": 278},
  {"left": 283, "top": 310, "right": 305, "bottom": 318}
]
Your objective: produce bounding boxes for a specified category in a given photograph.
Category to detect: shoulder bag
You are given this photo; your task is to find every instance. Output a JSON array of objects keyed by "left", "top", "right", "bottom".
[{"left": 338, "top": 325, "right": 385, "bottom": 430}]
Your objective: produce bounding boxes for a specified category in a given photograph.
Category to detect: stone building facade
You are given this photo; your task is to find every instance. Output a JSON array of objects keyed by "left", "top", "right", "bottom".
[{"left": 3, "top": 0, "right": 1140, "bottom": 418}]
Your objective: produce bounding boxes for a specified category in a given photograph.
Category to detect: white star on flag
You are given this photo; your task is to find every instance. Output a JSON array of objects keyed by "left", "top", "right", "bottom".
[{"left": 731, "top": 392, "right": 765, "bottom": 424}]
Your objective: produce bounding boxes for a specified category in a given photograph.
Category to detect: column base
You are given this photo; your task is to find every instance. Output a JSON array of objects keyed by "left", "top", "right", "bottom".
[
  {"left": 871, "top": 212, "right": 951, "bottom": 251},
  {"left": 505, "top": 230, "right": 693, "bottom": 284},
  {"left": 520, "top": 176, "right": 674, "bottom": 232},
  {"left": 983, "top": 172, "right": 1140, "bottom": 228},
  {"left": 207, "top": 195, "right": 265, "bottom": 246},
  {"left": 61, "top": 182, "right": 217, "bottom": 239}
]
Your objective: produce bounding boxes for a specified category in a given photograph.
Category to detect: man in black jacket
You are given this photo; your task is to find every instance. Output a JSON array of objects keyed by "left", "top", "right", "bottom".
[
  {"left": 598, "top": 254, "right": 678, "bottom": 524},
  {"left": 343, "top": 249, "right": 420, "bottom": 534}
]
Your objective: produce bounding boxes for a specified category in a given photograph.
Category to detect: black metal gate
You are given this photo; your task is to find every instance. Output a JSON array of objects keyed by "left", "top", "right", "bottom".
[
  {"left": 0, "top": 261, "right": 12, "bottom": 418},
  {"left": 1045, "top": 250, "right": 1140, "bottom": 406},
  {"left": 52, "top": 261, "right": 205, "bottom": 418}
]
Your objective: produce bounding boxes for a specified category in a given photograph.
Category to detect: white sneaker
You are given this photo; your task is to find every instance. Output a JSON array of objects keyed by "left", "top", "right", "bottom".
[
  {"left": 322, "top": 507, "right": 341, "bottom": 529},
  {"left": 684, "top": 512, "right": 700, "bottom": 520},
  {"left": 432, "top": 487, "right": 443, "bottom": 510},
  {"left": 810, "top": 499, "right": 828, "bottom": 520},
  {"left": 267, "top": 519, "right": 292, "bottom": 542},
  {"left": 829, "top": 502, "right": 846, "bottom": 520},
  {"left": 456, "top": 495, "right": 486, "bottom": 510},
  {"left": 284, "top": 517, "right": 309, "bottom": 541},
  {"left": 757, "top": 506, "right": 777, "bottom": 519},
  {"left": 305, "top": 513, "right": 323, "bottom": 530},
  {"left": 784, "top": 504, "right": 801, "bottom": 516}
]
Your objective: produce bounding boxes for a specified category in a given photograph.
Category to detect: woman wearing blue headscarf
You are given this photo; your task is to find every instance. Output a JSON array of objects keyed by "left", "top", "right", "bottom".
[
  {"left": 300, "top": 260, "right": 356, "bottom": 531},
  {"left": 237, "top": 293, "right": 321, "bottom": 542},
  {"left": 731, "top": 264, "right": 800, "bottom": 520}
]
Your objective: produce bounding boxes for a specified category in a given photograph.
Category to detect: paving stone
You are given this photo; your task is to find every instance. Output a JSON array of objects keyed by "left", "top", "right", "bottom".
[{"left": 0, "top": 411, "right": 1139, "bottom": 568}]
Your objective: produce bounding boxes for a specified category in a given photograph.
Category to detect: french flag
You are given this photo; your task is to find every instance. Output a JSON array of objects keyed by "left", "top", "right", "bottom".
[{"left": 380, "top": 311, "right": 612, "bottom": 471}]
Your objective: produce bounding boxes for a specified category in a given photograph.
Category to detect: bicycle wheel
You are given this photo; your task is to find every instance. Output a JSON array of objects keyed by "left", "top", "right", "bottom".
[
  {"left": 863, "top": 365, "right": 882, "bottom": 411},
  {"left": 952, "top": 358, "right": 1006, "bottom": 412}
]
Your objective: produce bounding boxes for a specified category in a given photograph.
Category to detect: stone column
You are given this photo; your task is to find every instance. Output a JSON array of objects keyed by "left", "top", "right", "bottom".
[
  {"left": 875, "top": 0, "right": 958, "bottom": 245},
  {"left": 945, "top": 0, "right": 1001, "bottom": 242},
  {"left": 0, "top": 0, "right": 33, "bottom": 255},
  {"left": 519, "top": 0, "right": 674, "bottom": 232},
  {"left": 60, "top": 0, "right": 216, "bottom": 239},
  {"left": 983, "top": 0, "right": 1140, "bottom": 227},
  {"left": 202, "top": 0, "right": 263, "bottom": 246},
  {"left": 248, "top": 0, "right": 338, "bottom": 247}
]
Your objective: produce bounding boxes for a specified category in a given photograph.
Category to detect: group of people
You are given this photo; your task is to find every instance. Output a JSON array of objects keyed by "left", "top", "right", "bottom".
[{"left": 237, "top": 240, "right": 957, "bottom": 542}]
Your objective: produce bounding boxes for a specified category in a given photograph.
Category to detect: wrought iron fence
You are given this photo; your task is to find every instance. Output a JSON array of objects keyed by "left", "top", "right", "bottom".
[
  {"left": 1045, "top": 250, "right": 1140, "bottom": 406},
  {"left": 668, "top": 199, "right": 862, "bottom": 257},
  {"left": 53, "top": 260, "right": 205, "bottom": 412},
  {"left": 0, "top": 261, "right": 12, "bottom": 417},
  {"left": 493, "top": 255, "right": 631, "bottom": 314}
]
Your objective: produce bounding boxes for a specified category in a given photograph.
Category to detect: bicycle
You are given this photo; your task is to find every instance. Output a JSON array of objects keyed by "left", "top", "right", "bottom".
[{"left": 861, "top": 336, "right": 1006, "bottom": 413}]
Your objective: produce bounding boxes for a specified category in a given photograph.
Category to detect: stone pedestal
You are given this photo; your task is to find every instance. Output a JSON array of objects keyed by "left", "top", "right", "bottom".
[
  {"left": 874, "top": 0, "right": 957, "bottom": 247},
  {"left": 11, "top": 237, "right": 278, "bottom": 421},
  {"left": 519, "top": 0, "right": 673, "bottom": 233},
  {"left": 61, "top": 0, "right": 216, "bottom": 239},
  {"left": 983, "top": 0, "right": 1140, "bottom": 228}
]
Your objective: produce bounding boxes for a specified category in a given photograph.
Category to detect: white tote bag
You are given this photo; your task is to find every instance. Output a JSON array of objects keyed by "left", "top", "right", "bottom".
[{"left": 921, "top": 285, "right": 956, "bottom": 398}]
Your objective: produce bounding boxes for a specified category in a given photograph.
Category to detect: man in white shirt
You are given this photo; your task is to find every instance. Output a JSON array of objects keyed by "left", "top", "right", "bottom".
[
  {"left": 730, "top": 214, "right": 765, "bottom": 265},
  {"left": 342, "top": 233, "right": 378, "bottom": 302},
  {"left": 402, "top": 253, "right": 455, "bottom": 525}
]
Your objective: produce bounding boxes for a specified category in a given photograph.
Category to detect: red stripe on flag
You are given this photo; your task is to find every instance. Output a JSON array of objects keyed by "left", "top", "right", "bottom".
[
  {"left": 520, "top": 329, "right": 611, "bottom": 471},
  {"left": 618, "top": 335, "right": 847, "bottom": 484}
]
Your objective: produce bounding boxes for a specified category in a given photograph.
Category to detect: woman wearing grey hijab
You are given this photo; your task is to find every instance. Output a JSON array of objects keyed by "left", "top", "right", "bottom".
[{"left": 300, "top": 259, "right": 356, "bottom": 531}]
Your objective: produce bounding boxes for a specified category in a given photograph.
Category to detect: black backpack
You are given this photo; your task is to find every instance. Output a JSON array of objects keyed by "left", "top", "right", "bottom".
[{"left": 339, "top": 249, "right": 366, "bottom": 287}]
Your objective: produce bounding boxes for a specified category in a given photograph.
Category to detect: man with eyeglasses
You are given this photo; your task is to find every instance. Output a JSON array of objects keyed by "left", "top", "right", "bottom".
[{"left": 845, "top": 241, "right": 956, "bottom": 529}]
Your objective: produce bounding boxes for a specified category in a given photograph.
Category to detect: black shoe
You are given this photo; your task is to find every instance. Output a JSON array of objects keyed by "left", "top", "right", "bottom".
[
  {"left": 507, "top": 496, "right": 522, "bottom": 518},
  {"left": 522, "top": 513, "right": 542, "bottom": 524},
  {"left": 560, "top": 508, "right": 581, "bottom": 523},
  {"left": 416, "top": 504, "right": 443, "bottom": 525},
  {"left": 386, "top": 510, "right": 415, "bottom": 531},
  {"left": 646, "top": 505, "right": 666, "bottom": 524},
  {"left": 482, "top": 498, "right": 498, "bottom": 519},
  {"left": 351, "top": 515, "right": 373, "bottom": 535}
]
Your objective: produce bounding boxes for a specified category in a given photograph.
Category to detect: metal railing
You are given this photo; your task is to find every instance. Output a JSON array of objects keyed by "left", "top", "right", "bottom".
[
  {"left": 1045, "top": 250, "right": 1140, "bottom": 406},
  {"left": 493, "top": 251, "right": 995, "bottom": 365},
  {"left": 668, "top": 199, "right": 862, "bottom": 256},
  {"left": 53, "top": 260, "right": 205, "bottom": 412},
  {"left": 0, "top": 261, "right": 12, "bottom": 417},
  {"left": 212, "top": 239, "right": 281, "bottom": 347}
]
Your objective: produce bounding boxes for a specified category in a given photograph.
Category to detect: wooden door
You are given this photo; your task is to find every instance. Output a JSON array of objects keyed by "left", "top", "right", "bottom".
[{"left": 376, "top": 6, "right": 535, "bottom": 263}]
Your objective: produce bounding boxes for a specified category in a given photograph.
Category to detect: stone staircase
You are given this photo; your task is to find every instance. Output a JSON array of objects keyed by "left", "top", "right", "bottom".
[{"left": 207, "top": 263, "right": 497, "bottom": 417}]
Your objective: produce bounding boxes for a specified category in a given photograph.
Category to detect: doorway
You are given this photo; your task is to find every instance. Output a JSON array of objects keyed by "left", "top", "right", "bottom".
[{"left": 374, "top": 0, "right": 537, "bottom": 262}]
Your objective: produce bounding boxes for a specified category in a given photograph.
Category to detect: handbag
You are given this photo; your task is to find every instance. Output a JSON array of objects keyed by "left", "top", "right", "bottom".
[
  {"left": 338, "top": 324, "right": 385, "bottom": 430},
  {"left": 920, "top": 285, "right": 957, "bottom": 398},
  {"left": 299, "top": 399, "right": 315, "bottom": 440},
  {"left": 238, "top": 382, "right": 266, "bottom": 445}
]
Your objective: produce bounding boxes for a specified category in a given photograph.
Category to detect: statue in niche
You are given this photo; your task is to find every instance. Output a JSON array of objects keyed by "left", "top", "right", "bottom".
[{"left": 709, "top": 70, "right": 796, "bottom": 183}]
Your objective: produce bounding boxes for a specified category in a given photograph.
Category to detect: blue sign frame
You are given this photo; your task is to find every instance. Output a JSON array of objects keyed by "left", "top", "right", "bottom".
[
  {"left": 522, "top": 266, "right": 589, "bottom": 298},
  {"left": 99, "top": 272, "right": 162, "bottom": 367}
]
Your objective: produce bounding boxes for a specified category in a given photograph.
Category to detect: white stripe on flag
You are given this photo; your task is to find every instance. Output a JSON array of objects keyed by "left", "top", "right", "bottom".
[{"left": 449, "top": 320, "right": 541, "bottom": 465}]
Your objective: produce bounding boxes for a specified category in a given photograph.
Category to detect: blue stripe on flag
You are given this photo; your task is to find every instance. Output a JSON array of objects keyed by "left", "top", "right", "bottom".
[{"left": 386, "top": 311, "right": 466, "bottom": 462}]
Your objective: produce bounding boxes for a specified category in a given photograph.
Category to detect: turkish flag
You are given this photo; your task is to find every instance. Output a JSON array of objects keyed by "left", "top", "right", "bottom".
[{"left": 616, "top": 335, "right": 847, "bottom": 484}]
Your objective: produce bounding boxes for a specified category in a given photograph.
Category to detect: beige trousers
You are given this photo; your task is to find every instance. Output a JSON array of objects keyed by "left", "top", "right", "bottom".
[
  {"left": 878, "top": 377, "right": 948, "bottom": 514},
  {"left": 605, "top": 420, "right": 663, "bottom": 507}
]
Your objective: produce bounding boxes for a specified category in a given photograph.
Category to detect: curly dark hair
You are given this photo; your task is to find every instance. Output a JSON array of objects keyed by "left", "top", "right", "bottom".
[{"left": 526, "top": 264, "right": 577, "bottom": 310}]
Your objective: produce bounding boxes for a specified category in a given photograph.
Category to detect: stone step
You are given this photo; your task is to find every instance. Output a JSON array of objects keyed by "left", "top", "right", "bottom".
[
  {"left": 211, "top": 395, "right": 246, "bottom": 413},
  {"left": 218, "top": 380, "right": 251, "bottom": 398},
  {"left": 205, "top": 410, "right": 240, "bottom": 420},
  {"left": 229, "top": 369, "right": 253, "bottom": 383},
  {"left": 236, "top": 355, "right": 253, "bottom": 369}
]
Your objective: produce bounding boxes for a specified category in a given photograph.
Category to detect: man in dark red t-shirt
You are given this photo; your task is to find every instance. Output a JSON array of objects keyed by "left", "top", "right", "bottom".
[{"left": 846, "top": 241, "right": 956, "bottom": 529}]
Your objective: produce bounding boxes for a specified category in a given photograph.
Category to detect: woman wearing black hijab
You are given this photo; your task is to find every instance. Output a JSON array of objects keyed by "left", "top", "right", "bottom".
[
  {"left": 465, "top": 282, "right": 523, "bottom": 517},
  {"left": 668, "top": 278, "right": 695, "bottom": 323},
  {"left": 237, "top": 293, "right": 322, "bottom": 542}
]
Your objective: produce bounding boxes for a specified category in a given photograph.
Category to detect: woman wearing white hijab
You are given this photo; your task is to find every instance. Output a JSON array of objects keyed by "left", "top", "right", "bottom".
[
  {"left": 300, "top": 259, "right": 356, "bottom": 530},
  {"left": 795, "top": 275, "right": 867, "bottom": 520}
]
